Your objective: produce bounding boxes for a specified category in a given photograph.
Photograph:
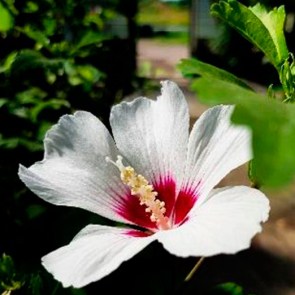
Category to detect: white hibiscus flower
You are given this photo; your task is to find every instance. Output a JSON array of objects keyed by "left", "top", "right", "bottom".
[{"left": 18, "top": 80, "right": 270, "bottom": 288}]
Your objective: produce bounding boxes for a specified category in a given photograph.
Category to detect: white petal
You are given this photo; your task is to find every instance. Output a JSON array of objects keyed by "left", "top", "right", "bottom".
[
  {"left": 157, "top": 186, "right": 269, "bottom": 257},
  {"left": 18, "top": 111, "right": 129, "bottom": 223},
  {"left": 183, "top": 105, "right": 252, "bottom": 204},
  {"left": 42, "top": 225, "right": 156, "bottom": 288},
  {"left": 110, "top": 80, "right": 189, "bottom": 190}
]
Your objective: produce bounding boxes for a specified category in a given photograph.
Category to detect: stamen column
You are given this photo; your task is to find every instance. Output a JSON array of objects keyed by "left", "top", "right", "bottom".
[{"left": 106, "top": 156, "right": 171, "bottom": 230}]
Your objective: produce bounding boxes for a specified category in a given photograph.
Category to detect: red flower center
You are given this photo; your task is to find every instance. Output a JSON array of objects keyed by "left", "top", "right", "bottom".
[{"left": 115, "top": 176, "right": 199, "bottom": 231}]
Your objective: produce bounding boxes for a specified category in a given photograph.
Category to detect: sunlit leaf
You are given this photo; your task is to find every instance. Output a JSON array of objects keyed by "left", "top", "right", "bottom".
[
  {"left": 0, "top": 2, "right": 13, "bottom": 32},
  {"left": 24, "top": 1, "right": 39, "bottom": 13},
  {"left": 84, "top": 13, "right": 104, "bottom": 29},
  {"left": 16, "top": 88, "right": 47, "bottom": 104},
  {"left": 0, "top": 99, "right": 8, "bottom": 108},
  {"left": 65, "top": 61, "right": 104, "bottom": 86},
  {"left": 0, "top": 52, "right": 17, "bottom": 73},
  {"left": 249, "top": 3, "right": 288, "bottom": 64},
  {"left": 19, "top": 25, "right": 50, "bottom": 46},
  {"left": 76, "top": 65, "right": 103, "bottom": 82},
  {"left": 178, "top": 58, "right": 252, "bottom": 90},
  {"left": 211, "top": 0, "right": 288, "bottom": 70},
  {"left": 75, "top": 30, "right": 106, "bottom": 50}
]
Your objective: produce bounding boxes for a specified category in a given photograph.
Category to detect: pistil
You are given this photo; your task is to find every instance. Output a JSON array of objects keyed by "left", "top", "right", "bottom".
[{"left": 106, "top": 156, "right": 171, "bottom": 230}]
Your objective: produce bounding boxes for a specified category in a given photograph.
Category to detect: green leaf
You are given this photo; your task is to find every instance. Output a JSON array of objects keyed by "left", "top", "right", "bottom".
[
  {"left": 0, "top": 254, "right": 23, "bottom": 292},
  {"left": 217, "top": 283, "right": 243, "bottom": 294},
  {"left": 70, "top": 288, "right": 88, "bottom": 295},
  {"left": 0, "top": 2, "right": 13, "bottom": 32},
  {"left": 0, "top": 135, "right": 43, "bottom": 151},
  {"left": 24, "top": 1, "right": 39, "bottom": 13},
  {"left": 178, "top": 58, "right": 252, "bottom": 90},
  {"left": 211, "top": 0, "right": 288, "bottom": 70},
  {"left": 250, "top": 4, "right": 288, "bottom": 64},
  {"left": 279, "top": 55, "right": 295, "bottom": 102},
  {"left": 212, "top": 282, "right": 245, "bottom": 294},
  {"left": 28, "top": 273, "right": 43, "bottom": 295},
  {"left": 0, "top": 52, "right": 17, "bottom": 73},
  {"left": 75, "top": 30, "right": 105, "bottom": 50},
  {"left": 42, "top": 18, "right": 56, "bottom": 36},
  {"left": 16, "top": 87, "right": 47, "bottom": 104},
  {"left": 0, "top": 99, "right": 8, "bottom": 108},
  {"left": 192, "top": 77, "right": 295, "bottom": 187},
  {"left": 65, "top": 61, "right": 104, "bottom": 86},
  {"left": 19, "top": 25, "right": 50, "bottom": 47},
  {"left": 26, "top": 204, "right": 46, "bottom": 219},
  {"left": 30, "top": 99, "right": 70, "bottom": 122},
  {"left": 76, "top": 65, "right": 103, "bottom": 82},
  {"left": 0, "top": 254, "right": 14, "bottom": 277},
  {"left": 11, "top": 50, "right": 63, "bottom": 75}
]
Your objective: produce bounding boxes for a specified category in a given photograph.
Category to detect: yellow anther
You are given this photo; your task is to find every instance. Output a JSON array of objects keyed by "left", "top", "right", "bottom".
[{"left": 106, "top": 155, "right": 171, "bottom": 230}]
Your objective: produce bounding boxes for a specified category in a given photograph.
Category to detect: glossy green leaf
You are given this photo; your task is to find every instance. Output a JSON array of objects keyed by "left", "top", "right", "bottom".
[
  {"left": 178, "top": 58, "right": 252, "bottom": 90},
  {"left": 192, "top": 77, "right": 295, "bottom": 187},
  {"left": 249, "top": 4, "right": 288, "bottom": 64},
  {"left": 211, "top": 0, "right": 288, "bottom": 70}
]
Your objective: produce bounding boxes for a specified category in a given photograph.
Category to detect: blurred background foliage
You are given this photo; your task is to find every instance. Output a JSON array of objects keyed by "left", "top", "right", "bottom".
[
  {"left": 0, "top": 0, "right": 140, "bottom": 294},
  {"left": 1, "top": 0, "right": 295, "bottom": 294}
]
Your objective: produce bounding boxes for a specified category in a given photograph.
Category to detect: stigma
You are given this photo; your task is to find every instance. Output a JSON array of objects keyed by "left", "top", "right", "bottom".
[{"left": 106, "top": 156, "right": 171, "bottom": 230}]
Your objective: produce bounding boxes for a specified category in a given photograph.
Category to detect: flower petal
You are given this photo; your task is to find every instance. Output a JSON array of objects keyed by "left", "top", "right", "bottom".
[
  {"left": 42, "top": 225, "right": 156, "bottom": 288},
  {"left": 18, "top": 111, "right": 130, "bottom": 223},
  {"left": 157, "top": 186, "right": 269, "bottom": 257},
  {"left": 182, "top": 105, "right": 252, "bottom": 205},
  {"left": 110, "top": 80, "right": 189, "bottom": 192}
]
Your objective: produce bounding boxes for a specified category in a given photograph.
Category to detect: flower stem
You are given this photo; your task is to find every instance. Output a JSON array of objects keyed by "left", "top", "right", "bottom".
[{"left": 184, "top": 257, "right": 205, "bottom": 282}]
